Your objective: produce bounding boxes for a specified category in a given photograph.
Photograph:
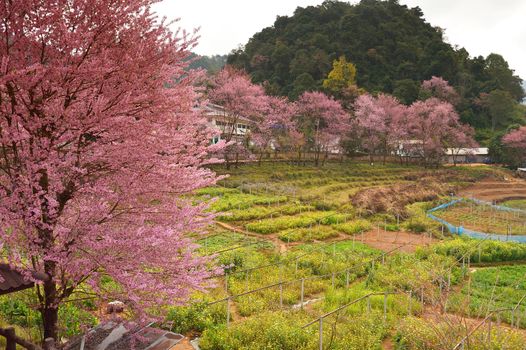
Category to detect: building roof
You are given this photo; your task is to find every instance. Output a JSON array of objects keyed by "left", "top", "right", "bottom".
[
  {"left": 445, "top": 148, "right": 488, "bottom": 156},
  {"left": 64, "top": 322, "right": 184, "bottom": 350},
  {"left": 0, "top": 264, "right": 49, "bottom": 295},
  {"left": 201, "top": 103, "right": 253, "bottom": 124},
  {"left": 518, "top": 168, "right": 526, "bottom": 172}
]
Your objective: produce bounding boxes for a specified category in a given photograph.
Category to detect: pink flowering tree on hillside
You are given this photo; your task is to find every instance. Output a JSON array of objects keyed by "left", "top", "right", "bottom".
[
  {"left": 503, "top": 126, "right": 526, "bottom": 166},
  {"left": 354, "top": 94, "right": 406, "bottom": 164},
  {"left": 407, "top": 98, "right": 475, "bottom": 167},
  {"left": 0, "top": 0, "right": 221, "bottom": 341},
  {"left": 208, "top": 67, "right": 268, "bottom": 168},
  {"left": 420, "top": 76, "right": 460, "bottom": 105},
  {"left": 446, "top": 124, "right": 479, "bottom": 165},
  {"left": 251, "top": 96, "right": 297, "bottom": 164},
  {"left": 296, "top": 92, "right": 349, "bottom": 166}
]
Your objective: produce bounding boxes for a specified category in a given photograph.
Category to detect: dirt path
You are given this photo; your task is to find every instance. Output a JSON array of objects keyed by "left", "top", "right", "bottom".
[
  {"left": 421, "top": 304, "right": 526, "bottom": 337},
  {"left": 215, "top": 221, "right": 289, "bottom": 253},
  {"left": 216, "top": 221, "right": 436, "bottom": 254},
  {"left": 171, "top": 337, "right": 194, "bottom": 350},
  {"left": 355, "top": 229, "right": 437, "bottom": 253},
  {"left": 459, "top": 177, "right": 526, "bottom": 202},
  {"left": 381, "top": 336, "right": 395, "bottom": 350}
]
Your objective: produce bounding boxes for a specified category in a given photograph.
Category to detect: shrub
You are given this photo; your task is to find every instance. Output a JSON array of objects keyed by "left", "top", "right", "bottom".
[
  {"left": 165, "top": 302, "right": 225, "bottom": 334},
  {"left": 333, "top": 219, "right": 372, "bottom": 235},
  {"left": 199, "top": 312, "right": 311, "bottom": 350},
  {"left": 384, "top": 224, "right": 400, "bottom": 232},
  {"left": 395, "top": 316, "right": 525, "bottom": 349},
  {"left": 418, "top": 238, "right": 526, "bottom": 263},
  {"left": 246, "top": 211, "right": 340, "bottom": 234},
  {"left": 278, "top": 226, "right": 340, "bottom": 242},
  {"left": 246, "top": 215, "right": 317, "bottom": 234}
]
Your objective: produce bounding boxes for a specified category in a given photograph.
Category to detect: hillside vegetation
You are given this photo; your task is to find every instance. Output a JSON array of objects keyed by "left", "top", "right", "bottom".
[{"left": 228, "top": 0, "right": 525, "bottom": 139}]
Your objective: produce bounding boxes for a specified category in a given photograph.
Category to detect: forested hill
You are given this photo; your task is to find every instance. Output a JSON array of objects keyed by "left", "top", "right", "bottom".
[
  {"left": 228, "top": 0, "right": 525, "bottom": 137},
  {"left": 188, "top": 54, "right": 227, "bottom": 74}
]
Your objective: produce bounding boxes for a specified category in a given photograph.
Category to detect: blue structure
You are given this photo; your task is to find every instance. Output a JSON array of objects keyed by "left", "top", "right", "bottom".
[{"left": 427, "top": 198, "right": 526, "bottom": 243}]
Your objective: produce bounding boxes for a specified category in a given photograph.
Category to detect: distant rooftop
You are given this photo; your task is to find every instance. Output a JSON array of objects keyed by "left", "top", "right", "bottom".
[{"left": 445, "top": 148, "right": 488, "bottom": 156}]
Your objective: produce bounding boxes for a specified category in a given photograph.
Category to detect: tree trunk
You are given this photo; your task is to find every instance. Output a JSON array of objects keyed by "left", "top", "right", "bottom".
[
  {"left": 314, "top": 148, "right": 320, "bottom": 167},
  {"left": 258, "top": 152, "right": 263, "bottom": 166},
  {"left": 321, "top": 151, "right": 328, "bottom": 166},
  {"left": 234, "top": 152, "right": 239, "bottom": 168},
  {"left": 225, "top": 153, "right": 231, "bottom": 170},
  {"left": 41, "top": 260, "right": 59, "bottom": 342},
  {"left": 42, "top": 303, "right": 58, "bottom": 342}
]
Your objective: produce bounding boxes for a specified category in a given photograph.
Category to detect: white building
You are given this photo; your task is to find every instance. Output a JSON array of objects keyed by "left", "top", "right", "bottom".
[
  {"left": 445, "top": 147, "right": 489, "bottom": 164},
  {"left": 201, "top": 104, "right": 252, "bottom": 144}
]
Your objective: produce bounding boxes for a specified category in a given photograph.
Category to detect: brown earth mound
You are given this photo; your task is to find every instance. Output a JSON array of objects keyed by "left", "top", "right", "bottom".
[{"left": 352, "top": 179, "right": 451, "bottom": 216}]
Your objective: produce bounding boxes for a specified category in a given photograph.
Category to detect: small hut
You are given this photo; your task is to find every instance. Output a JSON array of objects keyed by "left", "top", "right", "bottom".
[{"left": 0, "top": 264, "right": 49, "bottom": 350}]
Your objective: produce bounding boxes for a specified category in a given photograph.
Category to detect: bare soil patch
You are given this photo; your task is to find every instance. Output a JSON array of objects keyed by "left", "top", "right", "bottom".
[
  {"left": 354, "top": 229, "right": 436, "bottom": 253},
  {"left": 459, "top": 178, "right": 526, "bottom": 202}
]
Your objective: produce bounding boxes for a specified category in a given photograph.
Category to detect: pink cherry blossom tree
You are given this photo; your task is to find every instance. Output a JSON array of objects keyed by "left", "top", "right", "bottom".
[
  {"left": 296, "top": 92, "right": 349, "bottom": 166},
  {"left": 0, "top": 0, "right": 221, "bottom": 341},
  {"left": 446, "top": 124, "right": 479, "bottom": 165},
  {"left": 420, "top": 76, "right": 460, "bottom": 105},
  {"left": 406, "top": 98, "right": 475, "bottom": 167},
  {"left": 208, "top": 67, "right": 268, "bottom": 168},
  {"left": 503, "top": 126, "right": 526, "bottom": 166},
  {"left": 354, "top": 94, "right": 406, "bottom": 164},
  {"left": 251, "top": 96, "right": 297, "bottom": 164}
]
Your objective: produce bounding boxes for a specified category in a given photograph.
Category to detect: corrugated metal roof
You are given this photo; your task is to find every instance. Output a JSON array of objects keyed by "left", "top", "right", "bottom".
[
  {"left": 0, "top": 264, "right": 49, "bottom": 295},
  {"left": 64, "top": 322, "right": 184, "bottom": 350}
]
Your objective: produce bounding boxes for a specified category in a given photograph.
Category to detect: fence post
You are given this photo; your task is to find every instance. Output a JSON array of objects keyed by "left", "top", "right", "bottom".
[
  {"left": 5, "top": 327, "right": 16, "bottom": 350},
  {"left": 319, "top": 318, "right": 323, "bottom": 350},
  {"left": 367, "top": 295, "right": 371, "bottom": 314},
  {"left": 408, "top": 291, "right": 412, "bottom": 315},
  {"left": 226, "top": 297, "right": 231, "bottom": 327},
  {"left": 384, "top": 293, "right": 388, "bottom": 320},
  {"left": 332, "top": 272, "right": 335, "bottom": 288},
  {"left": 301, "top": 279, "right": 305, "bottom": 309},
  {"left": 487, "top": 320, "right": 491, "bottom": 343},
  {"left": 225, "top": 272, "right": 229, "bottom": 292},
  {"left": 280, "top": 282, "right": 283, "bottom": 308},
  {"left": 245, "top": 271, "right": 249, "bottom": 291},
  {"left": 295, "top": 259, "right": 298, "bottom": 274},
  {"left": 346, "top": 270, "right": 350, "bottom": 289}
]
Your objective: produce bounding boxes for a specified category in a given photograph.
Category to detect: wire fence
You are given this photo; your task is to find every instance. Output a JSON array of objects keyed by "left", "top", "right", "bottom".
[
  {"left": 206, "top": 239, "right": 417, "bottom": 327},
  {"left": 427, "top": 198, "right": 526, "bottom": 243}
]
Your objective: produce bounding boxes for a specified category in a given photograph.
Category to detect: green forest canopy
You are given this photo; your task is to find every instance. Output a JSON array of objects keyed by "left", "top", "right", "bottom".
[{"left": 227, "top": 0, "right": 525, "bottom": 141}]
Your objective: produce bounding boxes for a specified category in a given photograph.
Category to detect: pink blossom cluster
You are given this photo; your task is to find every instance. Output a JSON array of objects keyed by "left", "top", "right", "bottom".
[{"left": 0, "top": 0, "right": 222, "bottom": 338}]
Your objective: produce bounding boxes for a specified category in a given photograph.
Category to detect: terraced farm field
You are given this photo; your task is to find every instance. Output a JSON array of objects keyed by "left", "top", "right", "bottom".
[
  {"left": 174, "top": 162, "right": 526, "bottom": 349},
  {"left": 4, "top": 162, "right": 526, "bottom": 349},
  {"left": 432, "top": 200, "right": 526, "bottom": 235}
]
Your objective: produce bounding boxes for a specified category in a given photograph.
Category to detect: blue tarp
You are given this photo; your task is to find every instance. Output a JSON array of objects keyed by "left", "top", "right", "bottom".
[{"left": 426, "top": 198, "right": 526, "bottom": 243}]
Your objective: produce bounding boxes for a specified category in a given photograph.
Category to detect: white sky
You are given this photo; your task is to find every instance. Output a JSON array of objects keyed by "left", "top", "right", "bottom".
[{"left": 153, "top": 0, "right": 526, "bottom": 79}]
